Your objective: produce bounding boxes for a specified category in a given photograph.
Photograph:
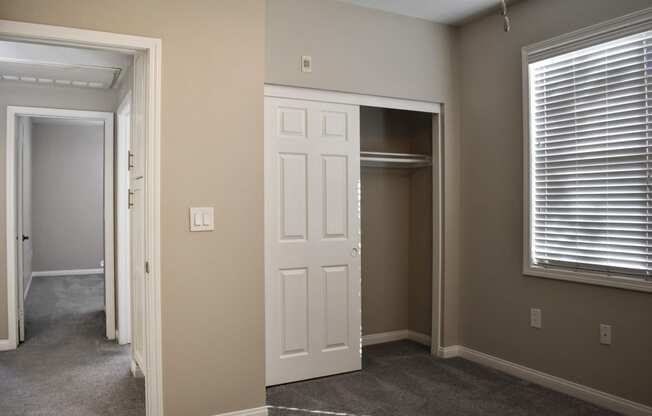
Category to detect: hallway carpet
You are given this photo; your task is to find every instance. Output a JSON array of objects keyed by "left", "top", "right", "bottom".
[
  {"left": 267, "top": 341, "right": 619, "bottom": 416},
  {"left": 0, "top": 275, "right": 145, "bottom": 416}
]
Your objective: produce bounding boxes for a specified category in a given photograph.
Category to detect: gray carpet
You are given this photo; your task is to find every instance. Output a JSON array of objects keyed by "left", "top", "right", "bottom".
[
  {"left": 0, "top": 274, "right": 145, "bottom": 416},
  {"left": 267, "top": 341, "right": 619, "bottom": 416}
]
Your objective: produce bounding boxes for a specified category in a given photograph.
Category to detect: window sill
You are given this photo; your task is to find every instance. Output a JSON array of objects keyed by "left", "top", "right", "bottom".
[{"left": 524, "top": 264, "right": 652, "bottom": 293}]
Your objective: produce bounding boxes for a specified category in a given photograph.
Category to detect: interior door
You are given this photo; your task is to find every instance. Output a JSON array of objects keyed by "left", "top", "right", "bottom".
[{"left": 265, "top": 96, "right": 361, "bottom": 386}]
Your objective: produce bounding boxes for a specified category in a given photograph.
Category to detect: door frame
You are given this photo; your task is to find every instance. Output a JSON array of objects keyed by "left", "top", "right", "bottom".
[
  {"left": 0, "top": 20, "right": 163, "bottom": 416},
  {"left": 117, "top": 91, "right": 132, "bottom": 345},
  {"left": 264, "top": 84, "right": 445, "bottom": 360},
  {"left": 11, "top": 109, "right": 114, "bottom": 343},
  {"left": 7, "top": 107, "right": 114, "bottom": 339},
  {"left": 16, "top": 116, "right": 29, "bottom": 343}
]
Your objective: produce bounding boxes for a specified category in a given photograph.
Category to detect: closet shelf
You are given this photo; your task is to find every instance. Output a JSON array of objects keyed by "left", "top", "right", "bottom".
[{"left": 360, "top": 151, "right": 432, "bottom": 169}]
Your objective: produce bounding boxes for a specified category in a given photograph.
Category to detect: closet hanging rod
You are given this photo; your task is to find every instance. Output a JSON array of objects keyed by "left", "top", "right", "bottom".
[{"left": 360, "top": 151, "right": 432, "bottom": 169}]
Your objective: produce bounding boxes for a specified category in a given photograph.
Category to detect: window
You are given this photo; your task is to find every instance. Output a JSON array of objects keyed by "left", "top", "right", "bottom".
[{"left": 524, "top": 13, "right": 652, "bottom": 292}]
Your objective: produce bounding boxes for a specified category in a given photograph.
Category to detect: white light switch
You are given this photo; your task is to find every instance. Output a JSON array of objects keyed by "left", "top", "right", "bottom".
[{"left": 189, "top": 207, "right": 214, "bottom": 232}]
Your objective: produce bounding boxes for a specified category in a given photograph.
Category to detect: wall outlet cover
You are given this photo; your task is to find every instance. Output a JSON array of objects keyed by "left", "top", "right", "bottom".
[
  {"left": 530, "top": 308, "right": 542, "bottom": 329},
  {"left": 600, "top": 324, "right": 613, "bottom": 345}
]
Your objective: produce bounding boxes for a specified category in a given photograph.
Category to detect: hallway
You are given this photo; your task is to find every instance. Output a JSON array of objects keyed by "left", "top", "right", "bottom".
[{"left": 0, "top": 274, "right": 145, "bottom": 416}]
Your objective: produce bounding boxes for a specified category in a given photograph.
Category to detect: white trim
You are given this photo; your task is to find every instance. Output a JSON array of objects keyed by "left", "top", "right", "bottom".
[
  {"left": 361, "top": 329, "right": 432, "bottom": 347},
  {"left": 5, "top": 104, "right": 17, "bottom": 350},
  {"left": 447, "top": 346, "right": 652, "bottom": 416},
  {"left": 437, "top": 345, "right": 461, "bottom": 359},
  {"left": 0, "top": 19, "right": 163, "bottom": 416},
  {"left": 116, "top": 91, "right": 132, "bottom": 346},
  {"left": 521, "top": 8, "right": 652, "bottom": 293},
  {"left": 264, "top": 84, "right": 441, "bottom": 114},
  {"left": 407, "top": 330, "right": 431, "bottom": 346},
  {"left": 24, "top": 273, "right": 32, "bottom": 300},
  {"left": 213, "top": 406, "right": 269, "bottom": 416},
  {"left": 362, "top": 330, "right": 408, "bottom": 346},
  {"left": 31, "top": 269, "right": 104, "bottom": 277},
  {"left": 432, "top": 112, "right": 444, "bottom": 356},
  {"left": 264, "top": 83, "right": 445, "bottom": 364},
  {"left": 0, "top": 339, "right": 15, "bottom": 352},
  {"left": 523, "top": 7, "right": 652, "bottom": 63}
]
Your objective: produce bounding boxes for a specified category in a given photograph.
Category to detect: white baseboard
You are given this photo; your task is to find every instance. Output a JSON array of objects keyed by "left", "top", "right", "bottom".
[
  {"left": 444, "top": 345, "right": 652, "bottom": 416},
  {"left": 131, "top": 360, "right": 145, "bottom": 378},
  {"left": 32, "top": 268, "right": 104, "bottom": 277},
  {"left": 0, "top": 339, "right": 16, "bottom": 352},
  {"left": 407, "top": 330, "right": 431, "bottom": 346},
  {"left": 437, "top": 345, "right": 461, "bottom": 358},
  {"left": 362, "top": 330, "right": 407, "bottom": 346},
  {"left": 214, "top": 406, "right": 268, "bottom": 416},
  {"left": 24, "top": 275, "right": 32, "bottom": 300},
  {"left": 362, "top": 329, "right": 431, "bottom": 347}
]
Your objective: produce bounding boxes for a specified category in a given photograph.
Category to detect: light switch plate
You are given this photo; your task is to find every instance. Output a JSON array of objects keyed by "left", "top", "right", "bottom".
[{"left": 189, "top": 207, "right": 214, "bottom": 232}]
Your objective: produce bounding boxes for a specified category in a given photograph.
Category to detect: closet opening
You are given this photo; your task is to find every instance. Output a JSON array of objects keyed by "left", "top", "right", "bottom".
[
  {"left": 360, "top": 106, "right": 436, "bottom": 349},
  {"left": 264, "top": 85, "right": 443, "bottom": 389}
]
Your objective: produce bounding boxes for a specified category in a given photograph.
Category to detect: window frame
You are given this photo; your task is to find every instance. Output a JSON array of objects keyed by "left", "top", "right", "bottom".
[{"left": 522, "top": 7, "right": 652, "bottom": 293}]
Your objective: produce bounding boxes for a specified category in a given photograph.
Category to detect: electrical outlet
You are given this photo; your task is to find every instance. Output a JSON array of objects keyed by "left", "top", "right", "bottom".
[
  {"left": 301, "top": 55, "right": 312, "bottom": 73},
  {"left": 530, "top": 308, "right": 542, "bottom": 329},
  {"left": 600, "top": 324, "right": 612, "bottom": 345}
]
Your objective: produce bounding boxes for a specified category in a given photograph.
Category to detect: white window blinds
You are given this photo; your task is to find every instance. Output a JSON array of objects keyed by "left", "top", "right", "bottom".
[{"left": 529, "top": 30, "right": 652, "bottom": 279}]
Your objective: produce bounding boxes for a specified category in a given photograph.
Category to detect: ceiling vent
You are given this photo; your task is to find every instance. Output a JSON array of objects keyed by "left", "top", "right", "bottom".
[{"left": 0, "top": 59, "right": 121, "bottom": 89}]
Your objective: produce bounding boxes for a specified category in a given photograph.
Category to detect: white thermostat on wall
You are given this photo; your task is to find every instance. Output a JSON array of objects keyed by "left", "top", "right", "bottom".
[
  {"left": 301, "top": 55, "right": 312, "bottom": 73},
  {"left": 189, "top": 207, "right": 214, "bottom": 232}
]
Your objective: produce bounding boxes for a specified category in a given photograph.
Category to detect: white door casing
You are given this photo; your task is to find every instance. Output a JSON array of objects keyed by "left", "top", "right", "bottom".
[
  {"left": 130, "top": 54, "right": 147, "bottom": 375},
  {"left": 265, "top": 96, "right": 362, "bottom": 386},
  {"left": 117, "top": 92, "right": 132, "bottom": 345},
  {"left": 16, "top": 117, "right": 30, "bottom": 342}
]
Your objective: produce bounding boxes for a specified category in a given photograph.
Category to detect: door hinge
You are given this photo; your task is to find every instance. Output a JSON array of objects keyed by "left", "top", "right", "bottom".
[
  {"left": 128, "top": 151, "right": 135, "bottom": 170},
  {"left": 128, "top": 189, "right": 135, "bottom": 209},
  {"left": 145, "top": 261, "right": 150, "bottom": 274}
]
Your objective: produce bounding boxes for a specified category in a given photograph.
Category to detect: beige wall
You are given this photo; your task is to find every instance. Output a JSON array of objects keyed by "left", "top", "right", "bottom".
[
  {"left": 361, "top": 169, "right": 410, "bottom": 335},
  {"left": 31, "top": 122, "right": 104, "bottom": 272},
  {"left": 458, "top": 0, "right": 652, "bottom": 406},
  {"left": 0, "top": 81, "right": 116, "bottom": 340},
  {"left": 0, "top": 1, "right": 266, "bottom": 415},
  {"left": 266, "top": 0, "right": 462, "bottom": 347}
]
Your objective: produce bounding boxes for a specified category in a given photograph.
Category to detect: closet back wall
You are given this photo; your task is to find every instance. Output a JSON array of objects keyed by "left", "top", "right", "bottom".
[{"left": 361, "top": 107, "right": 433, "bottom": 337}]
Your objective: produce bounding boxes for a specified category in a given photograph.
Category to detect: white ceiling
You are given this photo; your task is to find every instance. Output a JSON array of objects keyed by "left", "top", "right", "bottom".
[
  {"left": 0, "top": 40, "right": 132, "bottom": 90},
  {"left": 335, "top": 0, "right": 504, "bottom": 24}
]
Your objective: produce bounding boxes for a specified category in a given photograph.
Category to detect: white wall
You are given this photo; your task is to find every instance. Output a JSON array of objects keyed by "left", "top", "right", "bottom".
[{"left": 31, "top": 121, "right": 104, "bottom": 272}]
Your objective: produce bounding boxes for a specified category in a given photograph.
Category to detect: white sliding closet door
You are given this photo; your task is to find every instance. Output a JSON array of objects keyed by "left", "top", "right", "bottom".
[{"left": 265, "top": 96, "right": 361, "bottom": 386}]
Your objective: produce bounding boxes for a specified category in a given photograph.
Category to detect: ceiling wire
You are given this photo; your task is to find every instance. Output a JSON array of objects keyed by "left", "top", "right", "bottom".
[{"left": 501, "top": 0, "right": 511, "bottom": 32}]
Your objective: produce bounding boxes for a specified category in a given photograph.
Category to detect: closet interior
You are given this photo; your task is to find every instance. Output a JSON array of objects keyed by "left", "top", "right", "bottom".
[{"left": 360, "top": 106, "right": 435, "bottom": 342}]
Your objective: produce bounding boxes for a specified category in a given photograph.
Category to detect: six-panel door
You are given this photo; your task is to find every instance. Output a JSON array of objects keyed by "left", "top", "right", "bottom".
[{"left": 265, "top": 97, "right": 361, "bottom": 386}]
